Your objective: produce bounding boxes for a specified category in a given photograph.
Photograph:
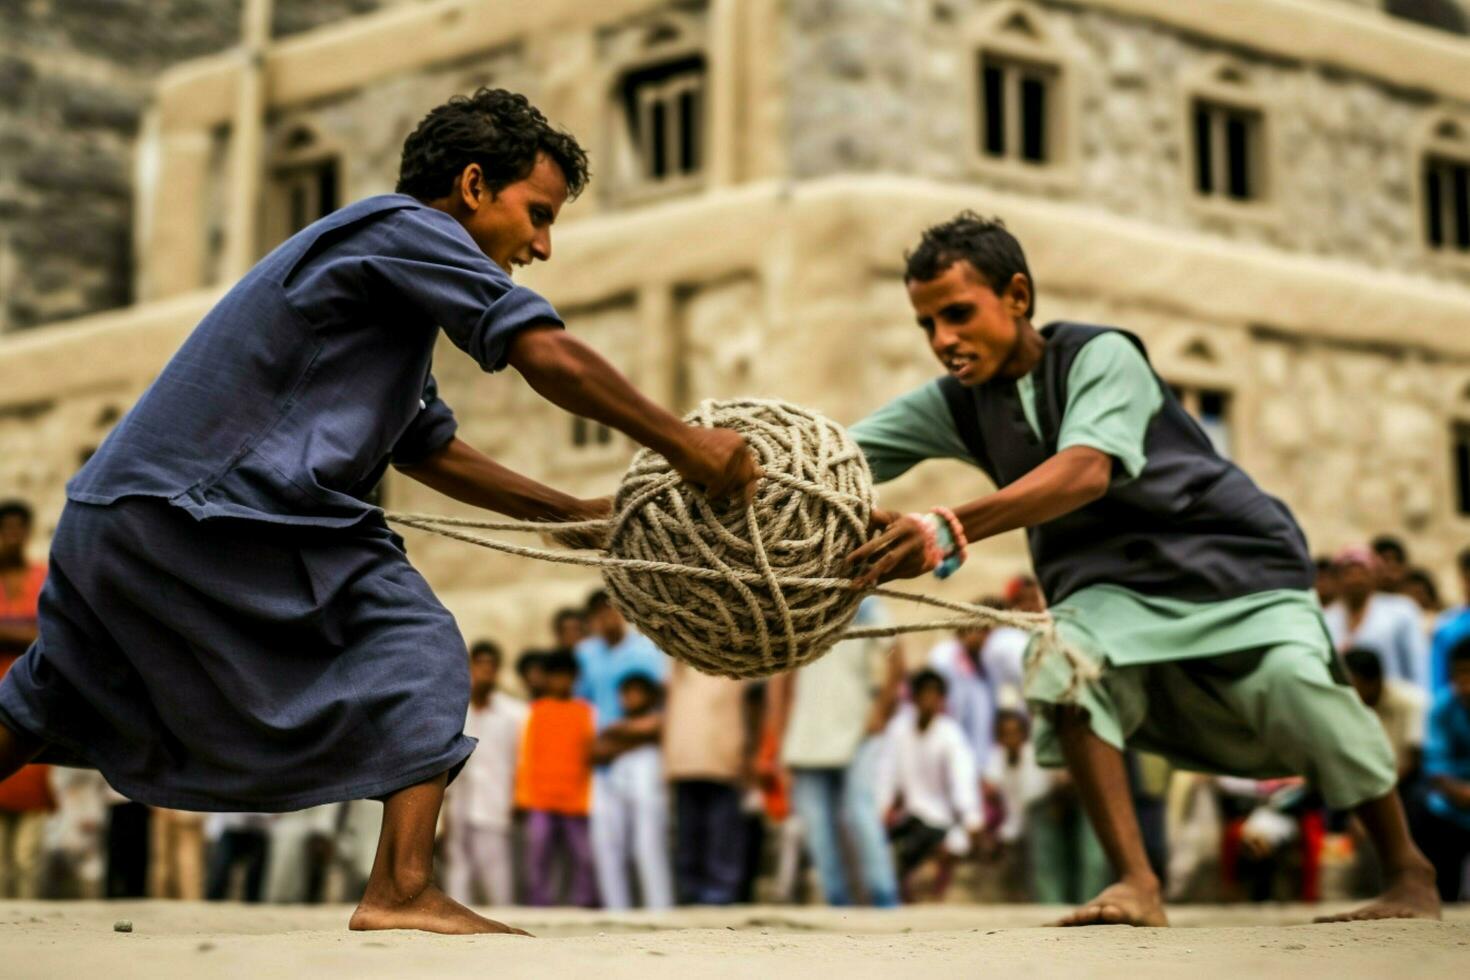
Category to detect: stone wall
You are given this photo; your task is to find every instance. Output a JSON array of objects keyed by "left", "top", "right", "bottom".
[
  {"left": 785, "top": 0, "right": 1470, "bottom": 288},
  {"left": 0, "top": 0, "right": 422, "bottom": 332}
]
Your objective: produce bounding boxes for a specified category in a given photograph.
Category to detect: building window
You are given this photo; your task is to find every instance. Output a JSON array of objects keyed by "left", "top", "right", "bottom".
[
  {"left": 271, "top": 158, "right": 340, "bottom": 239},
  {"left": 1424, "top": 154, "right": 1470, "bottom": 252},
  {"left": 978, "top": 53, "right": 1055, "bottom": 164},
  {"left": 1386, "top": 0, "right": 1469, "bottom": 36},
  {"left": 1191, "top": 99, "right": 1264, "bottom": 202},
  {"left": 618, "top": 55, "right": 706, "bottom": 185},
  {"left": 1171, "top": 384, "right": 1233, "bottom": 458},
  {"left": 1454, "top": 422, "right": 1470, "bottom": 517},
  {"left": 571, "top": 416, "right": 614, "bottom": 450}
]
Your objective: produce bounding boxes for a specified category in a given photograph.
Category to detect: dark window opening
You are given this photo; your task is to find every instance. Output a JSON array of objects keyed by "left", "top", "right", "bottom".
[
  {"left": 1455, "top": 422, "right": 1470, "bottom": 516},
  {"left": 1192, "top": 99, "right": 1263, "bottom": 202},
  {"left": 1173, "top": 385, "right": 1233, "bottom": 458},
  {"left": 271, "top": 157, "right": 341, "bottom": 241},
  {"left": 978, "top": 54, "right": 1054, "bottom": 165},
  {"left": 619, "top": 55, "right": 706, "bottom": 184},
  {"left": 1424, "top": 156, "right": 1470, "bottom": 251},
  {"left": 572, "top": 416, "right": 613, "bottom": 449}
]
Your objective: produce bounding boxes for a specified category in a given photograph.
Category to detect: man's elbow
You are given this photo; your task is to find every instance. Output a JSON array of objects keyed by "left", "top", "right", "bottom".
[
  {"left": 506, "top": 325, "right": 585, "bottom": 387},
  {"left": 1075, "top": 449, "right": 1113, "bottom": 503}
]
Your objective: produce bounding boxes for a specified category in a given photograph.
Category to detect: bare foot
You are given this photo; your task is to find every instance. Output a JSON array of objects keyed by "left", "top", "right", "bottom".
[
  {"left": 350, "top": 883, "right": 531, "bottom": 936},
  {"left": 1053, "top": 877, "right": 1169, "bottom": 927},
  {"left": 1313, "top": 865, "right": 1441, "bottom": 923}
]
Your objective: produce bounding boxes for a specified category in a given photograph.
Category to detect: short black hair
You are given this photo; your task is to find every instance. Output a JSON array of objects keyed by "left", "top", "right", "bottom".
[
  {"left": 1342, "top": 646, "right": 1384, "bottom": 682},
  {"left": 515, "top": 649, "right": 548, "bottom": 678},
  {"left": 993, "top": 708, "right": 1030, "bottom": 736},
  {"left": 0, "top": 500, "right": 33, "bottom": 525},
  {"left": 910, "top": 668, "right": 948, "bottom": 698},
  {"left": 1458, "top": 546, "right": 1470, "bottom": 573},
  {"left": 1406, "top": 567, "right": 1439, "bottom": 605},
  {"left": 396, "top": 87, "right": 590, "bottom": 201},
  {"left": 542, "top": 648, "right": 579, "bottom": 678},
  {"left": 904, "top": 211, "right": 1035, "bottom": 318},
  {"left": 1370, "top": 535, "right": 1407, "bottom": 564},
  {"left": 1314, "top": 556, "right": 1336, "bottom": 573},
  {"left": 553, "top": 607, "right": 583, "bottom": 629},
  {"left": 585, "top": 590, "right": 613, "bottom": 616},
  {"left": 469, "top": 639, "right": 502, "bottom": 662},
  {"left": 618, "top": 672, "right": 662, "bottom": 699}
]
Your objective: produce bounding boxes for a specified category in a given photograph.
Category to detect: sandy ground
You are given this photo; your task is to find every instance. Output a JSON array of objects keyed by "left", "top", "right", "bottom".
[{"left": 2, "top": 901, "right": 1467, "bottom": 979}]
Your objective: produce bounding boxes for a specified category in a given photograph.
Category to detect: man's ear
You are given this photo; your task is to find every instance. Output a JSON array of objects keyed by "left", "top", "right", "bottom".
[
  {"left": 458, "top": 163, "right": 485, "bottom": 211},
  {"left": 1004, "top": 272, "right": 1031, "bottom": 317}
]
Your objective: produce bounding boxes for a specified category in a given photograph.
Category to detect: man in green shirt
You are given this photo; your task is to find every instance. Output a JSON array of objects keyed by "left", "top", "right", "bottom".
[{"left": 846, "top": 212, "right": 1440, "bottom": 925}]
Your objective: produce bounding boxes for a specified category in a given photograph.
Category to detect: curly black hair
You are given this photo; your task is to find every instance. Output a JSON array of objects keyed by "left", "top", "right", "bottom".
[
  {"left": 904, "top": 211, "right": 1035, "bottom": 318},
  {"left": 396, "top": 88, "right": 590, "bottom": 200}
]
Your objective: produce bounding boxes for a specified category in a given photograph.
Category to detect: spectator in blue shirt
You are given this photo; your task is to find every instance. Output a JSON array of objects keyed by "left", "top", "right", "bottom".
[
  {"left": 1430, "top": 548, "right": 1470, "bottom": 697},
  {"left": 0, "top": 88, "right": 758, "bottom": 937},
  {"left": 575, "top": 591, "right": 673, "bottom": 908},
  {"left": 1417, "top": 636, "right": 1470, "bottom": 902}
]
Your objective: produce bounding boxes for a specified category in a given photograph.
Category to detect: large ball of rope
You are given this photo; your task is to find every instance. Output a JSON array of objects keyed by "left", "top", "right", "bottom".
[{"left": 601, "top": 399, "right": 873, "bottom": 678}]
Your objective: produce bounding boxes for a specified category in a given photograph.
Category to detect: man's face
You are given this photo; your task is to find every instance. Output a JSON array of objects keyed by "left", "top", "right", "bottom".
[
  {"left": 996, "top": 717, "right": 1027, "bottom": 753},
  {"left": 470, "top": 652, "right": 499, "bottom": 690},
  {"left": 1011, "top": 582, "right": 1044, "bottom": 614},
  {"left": 619, "top": 683, "right": 653, "bottom": 717},
  {"left": 907, "top": 261, "right": 1031, "bottom": 387},
  {"left": 591, "top": 604, "right": 625, "bottom": 643},
  {"left": 0, "top": 514, "right": 30, "bottom": 564},
  {"left": 1337, "top": 562, "right": 1375, "bottom": 602},
  {"left": 543, "top": 670, "right": 575, "bottom": 699},
  {"left": 958, "top": 625, "right": 989, "bottom": 653},
  {"left": 1375, "top": 549, "right": 1406, "bottom": 591},
  {"left": 457, "top": 153, "right": 568, "bottom": 275},
  {"left": 1350, "top": 674, "right": 1383, "bottom": 709},
  {"left": 914, "top": 684, "right": 946, "bottom": 718},
  {"left": 555, "top": 614, "right": 586, "bottom": 649}
]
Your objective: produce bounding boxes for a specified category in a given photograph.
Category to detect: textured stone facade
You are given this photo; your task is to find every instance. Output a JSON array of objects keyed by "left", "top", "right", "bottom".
[
  {"left": 0, "top": 0, "right": 420, "bottom": 331},
  {"left": 6, "top": 0, "right": 1470, "bottom": 652}
]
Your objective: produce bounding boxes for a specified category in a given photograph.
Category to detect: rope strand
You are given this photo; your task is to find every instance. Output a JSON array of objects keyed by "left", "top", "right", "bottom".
[{"left": 384, "top": 398, "right": 1098, "bottom": 693}]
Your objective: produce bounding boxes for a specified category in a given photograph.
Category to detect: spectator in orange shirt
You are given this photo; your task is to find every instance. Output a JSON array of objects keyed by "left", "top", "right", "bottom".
[
  {"left": 0, "top": 500, "right": 51, "bottom": 898},
  {"left": 520, "top": 650, "right": 597, "bottom": 907}
]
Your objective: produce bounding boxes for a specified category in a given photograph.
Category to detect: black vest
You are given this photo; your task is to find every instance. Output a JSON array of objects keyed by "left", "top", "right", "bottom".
[{"left": 938, "top": 323, "right": 1313, "bottom": 604}]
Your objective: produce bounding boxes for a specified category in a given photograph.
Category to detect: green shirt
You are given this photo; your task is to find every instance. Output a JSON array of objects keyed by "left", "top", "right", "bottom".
[{"left": 850, "top": 333, "right": 1329, "bottom": 668}]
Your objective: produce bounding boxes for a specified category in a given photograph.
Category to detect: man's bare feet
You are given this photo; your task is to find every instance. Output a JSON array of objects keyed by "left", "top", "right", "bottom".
[
  {"left": 1053, "top": 876, "right": 1169, "bottom": 927},
  {"left": 1313, "top": 864, "right": 1441, "bottom": 923},
  {"left": 350, "top": 882, "right": 531, "bottom": 936}
]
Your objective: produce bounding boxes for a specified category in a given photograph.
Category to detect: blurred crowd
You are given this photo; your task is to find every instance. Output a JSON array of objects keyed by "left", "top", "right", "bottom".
[{"left": 1, "top": 499, "right": 1468, "bottom": 908}]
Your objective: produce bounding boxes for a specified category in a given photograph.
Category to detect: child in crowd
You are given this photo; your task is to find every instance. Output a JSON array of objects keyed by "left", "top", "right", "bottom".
[
  {"left": 1344, "top": 647, "right": 1427, "bottom": 785},
  {"left": 980, "top": 710, "right": 1051, "bottom": 900},
  {"left": 878, "top": 669, "right": 982, "bottom": 900},
  {"left": 520, "top": 650, "right": 597, "bottom": 907},
  {"left": 515, "top": 650, "right": 551, "bottom": 701},
  {"left": 444, "top": 640, "right": 526, "bottom": 907},
  {"left": 1417, "top": 637, "right": 1470, "bottom": 902},
  {"left": 591, "top": 673, "right": 673, "bottom": 909}
]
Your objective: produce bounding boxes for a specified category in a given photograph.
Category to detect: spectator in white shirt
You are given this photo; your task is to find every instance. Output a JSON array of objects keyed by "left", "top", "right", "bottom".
[
  {"left": 1324, "top": 547, "right": 1430, "bottom": 690},
  {"left": 878, "top": 670, "right": 982, "bottom": 898},
  {"left": 982, "top": 710, "right": 1051, "bottom": 847},
  {"left": 444, "top": 640, "right": 527, "bottom": 907}
]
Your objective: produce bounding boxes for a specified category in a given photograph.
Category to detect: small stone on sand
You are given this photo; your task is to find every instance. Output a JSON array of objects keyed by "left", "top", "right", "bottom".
[{"left": 113, "top": 920, "right": 132, "bottom": 933}]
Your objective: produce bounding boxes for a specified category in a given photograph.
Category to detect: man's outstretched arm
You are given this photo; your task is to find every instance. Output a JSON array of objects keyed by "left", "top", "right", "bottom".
[
  {"left": 506, "top": 325, "right": 759, "bottom": 506},
  {"left": 394, "top": 437, "right": 608, "bottom": 523},
  {"left": 847, "top": 445, "right": 1111, "bottom": 589}
]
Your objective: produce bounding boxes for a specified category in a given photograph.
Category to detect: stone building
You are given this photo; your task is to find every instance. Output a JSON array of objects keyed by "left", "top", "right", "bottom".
[{"left": 3, "top": 0, "right": 1470, "bottom": 650}]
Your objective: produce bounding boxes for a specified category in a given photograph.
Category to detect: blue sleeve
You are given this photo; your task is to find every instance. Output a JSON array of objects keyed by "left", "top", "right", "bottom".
[
  {"left": 365, "top": 207, "right": 564, "bottom": 372},
  {"left": 390, "top": 374, "right": 458, "bottom": 466},
  {"left": 1423, "top": 697, "right": 1454, "bottom": 779}
]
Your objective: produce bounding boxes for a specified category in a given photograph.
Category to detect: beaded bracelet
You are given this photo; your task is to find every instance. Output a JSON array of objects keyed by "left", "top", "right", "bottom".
[
  {"left": 905, "top": 512, "right": 946, "bottom": 573},
  {"left": 930, "top": 505, "right": 969, "bottom": 580}
]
